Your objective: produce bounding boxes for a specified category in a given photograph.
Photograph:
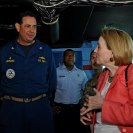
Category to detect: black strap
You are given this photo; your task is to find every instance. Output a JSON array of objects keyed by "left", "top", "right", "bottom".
[{"left": 125, "top": 64, "right": 131, "bottom": 87}]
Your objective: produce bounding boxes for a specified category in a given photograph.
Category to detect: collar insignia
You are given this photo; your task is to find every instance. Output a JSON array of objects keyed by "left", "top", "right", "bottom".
[
  {"left": 11, "top": 47, "right": 15, "bottom": 50},
  {"left": 39, "top": 47, "right": 43, "bottom": 50}
]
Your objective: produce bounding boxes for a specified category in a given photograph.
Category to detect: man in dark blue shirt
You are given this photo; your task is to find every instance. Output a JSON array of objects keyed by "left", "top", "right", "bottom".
[{"left": 0, "top": 11, "right": 57, "bottom": 133}]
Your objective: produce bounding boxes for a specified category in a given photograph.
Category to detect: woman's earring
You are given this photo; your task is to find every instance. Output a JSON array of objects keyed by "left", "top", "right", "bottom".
[{"left": 110, "top": 57, "right": 114, "bottom": 62}]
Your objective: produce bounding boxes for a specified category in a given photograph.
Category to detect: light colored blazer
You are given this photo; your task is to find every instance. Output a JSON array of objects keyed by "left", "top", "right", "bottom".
[{"left": 93, "top": 64, "right": 133, "bottom": 133}]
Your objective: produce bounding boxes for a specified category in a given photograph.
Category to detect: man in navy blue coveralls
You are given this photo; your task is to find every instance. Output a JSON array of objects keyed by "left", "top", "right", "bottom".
[{"left": 0, "top": 11, "right": 57, "bottom": 133}]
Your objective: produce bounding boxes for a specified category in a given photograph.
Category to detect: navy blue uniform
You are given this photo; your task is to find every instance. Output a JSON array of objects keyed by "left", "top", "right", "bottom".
[{"left": 0, "top": 40, "right": 57, "bottom": 133}]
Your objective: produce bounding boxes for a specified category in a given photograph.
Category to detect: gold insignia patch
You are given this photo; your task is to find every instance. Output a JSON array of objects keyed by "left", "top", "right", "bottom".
[
  {"left": 38, "top": 56, "right": 46, "bottom": 63},
  {"left": 6, "top": 57, "right": 15, "bottom": 63}
]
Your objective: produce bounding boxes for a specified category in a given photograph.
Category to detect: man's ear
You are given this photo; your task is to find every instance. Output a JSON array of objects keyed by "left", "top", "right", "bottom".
[{"left": 15, "top": 23, "right": 20, "bottom": 32}]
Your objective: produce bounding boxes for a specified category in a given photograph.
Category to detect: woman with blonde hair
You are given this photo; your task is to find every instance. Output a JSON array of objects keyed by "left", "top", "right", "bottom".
[{"left": 80, "top": 26, "right": 133, "bottom": 133}]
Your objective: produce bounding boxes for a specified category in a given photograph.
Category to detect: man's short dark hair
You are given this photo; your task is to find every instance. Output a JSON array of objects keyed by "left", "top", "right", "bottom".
[
  {"left": 17, "top": 11, "right": 37, "bottom": 24},
  {"left": 63, "top": 49, "right": 75, "bottom": 58}
]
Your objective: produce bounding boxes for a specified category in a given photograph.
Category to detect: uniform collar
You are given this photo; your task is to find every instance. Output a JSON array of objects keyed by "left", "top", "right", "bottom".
[
  {"left": 9, "top": 39, "right": 45, "bottom": 56},
  {"left": 60, "top": 64, "right": 78, "bottom": 71}
]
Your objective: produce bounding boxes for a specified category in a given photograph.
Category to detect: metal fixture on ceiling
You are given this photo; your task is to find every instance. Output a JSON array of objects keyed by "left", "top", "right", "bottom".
[
  {"left": 33, "top": 0, "right": 77, "bottom": 25},
  {"left": 33, "top": 0, "right": 133, "bottom": 25}
]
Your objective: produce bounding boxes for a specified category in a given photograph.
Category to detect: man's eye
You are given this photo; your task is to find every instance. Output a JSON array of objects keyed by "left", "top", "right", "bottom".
[
  {"left": 25, "top": 25, "right": 30, "bottom": 28},
  {"left": 24, "top": 25, "right": 37, "bottom": 29}
]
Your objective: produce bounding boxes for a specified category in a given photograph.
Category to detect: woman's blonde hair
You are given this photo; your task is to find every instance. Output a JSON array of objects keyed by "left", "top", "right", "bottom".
[{"left": 101, "top": 26, "right": 133, "bottom": 66}]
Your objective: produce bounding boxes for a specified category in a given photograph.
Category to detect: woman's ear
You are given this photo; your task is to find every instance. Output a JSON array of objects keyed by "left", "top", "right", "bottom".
[{"left": 15, "top": 23, "right": 20, "bottom": 32}]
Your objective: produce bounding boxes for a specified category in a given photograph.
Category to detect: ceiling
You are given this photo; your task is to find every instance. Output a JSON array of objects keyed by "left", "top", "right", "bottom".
[{"left": 1, "top": 0, "right": 133, "bottom": 48}]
